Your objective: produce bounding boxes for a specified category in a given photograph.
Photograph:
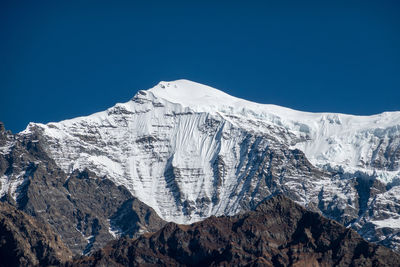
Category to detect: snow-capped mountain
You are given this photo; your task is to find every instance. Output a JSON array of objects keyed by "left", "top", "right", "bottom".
[{"left": 2, "top": 79, "right": 400, "bottom": 250}]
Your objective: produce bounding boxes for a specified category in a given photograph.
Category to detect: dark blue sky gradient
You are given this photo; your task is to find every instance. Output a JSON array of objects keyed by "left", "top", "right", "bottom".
[{"left": 1, "top": 0, "right": 400, "bottom": 132}]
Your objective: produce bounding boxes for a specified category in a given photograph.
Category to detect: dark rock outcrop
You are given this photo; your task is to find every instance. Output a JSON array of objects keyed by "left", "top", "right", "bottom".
[
  {"left": 109, "top": 197, "right": 166, "bottom": 239},
  {"left": 0, "top": 201, "right": 72, "bottom": 266},
  {"left": 71, "top": 195, "right": 400, "bottom": 267}
]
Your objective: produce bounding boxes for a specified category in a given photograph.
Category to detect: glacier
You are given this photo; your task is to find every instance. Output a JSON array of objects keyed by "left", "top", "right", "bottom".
[{"left": 4, "top": 79, "right": 400, "bottom": 250}]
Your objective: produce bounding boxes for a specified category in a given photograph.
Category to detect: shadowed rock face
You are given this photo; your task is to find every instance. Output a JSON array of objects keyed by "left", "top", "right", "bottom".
[
  {"left": 0, "top": 201, "right": 72, "bottom": 266},
  {"left": 71, "top": 195, "right": 400, "bottom": 267},
  {"left": 0, "top": 126, "right": 166, "bottom": 255}
]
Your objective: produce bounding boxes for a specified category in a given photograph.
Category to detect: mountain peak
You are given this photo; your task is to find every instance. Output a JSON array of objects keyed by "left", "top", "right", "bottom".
[
  {"left": 9, "top": 78, "right": 400, "bottom": 252},
  {"left": 147, "top": 79, "right": 241, "bottom": 109}
]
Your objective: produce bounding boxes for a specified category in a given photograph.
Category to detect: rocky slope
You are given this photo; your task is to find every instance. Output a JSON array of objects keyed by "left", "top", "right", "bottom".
[
  {"left": 1, "top": 79, "right": 400, "bottom": 251},
  {"left": 0, "top": 123, "right": 166, "bottom": 255},
  {"left": 70, "top": 195, "right": 400, "bottom": 267},
  {"left": 0, "top": 201, "right": 72, "bottom": 266}
]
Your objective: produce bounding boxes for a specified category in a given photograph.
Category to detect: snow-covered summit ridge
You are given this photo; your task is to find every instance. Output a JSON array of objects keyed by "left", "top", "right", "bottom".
[
  {"left": 149, "top": 80, "right": 237, "bottom": 107},
  {"left": 149, "top": 79, "right": 400, "bottom": 128},
  {"left": 148, "top": 79, "right": 307, "bottom": 118}
]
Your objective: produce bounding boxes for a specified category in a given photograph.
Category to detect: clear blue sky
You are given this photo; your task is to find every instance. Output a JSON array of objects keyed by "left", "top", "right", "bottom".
[{"left": 1, "top": 0, "right": 399, "bottom": 133}]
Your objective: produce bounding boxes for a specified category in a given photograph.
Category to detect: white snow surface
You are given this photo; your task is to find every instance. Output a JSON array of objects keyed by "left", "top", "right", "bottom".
[
  {"left": 20, "top": 79, "right": 400, "bottom": 224},
  {"left": 151, "top": 80, "right": 400, "bottom": 183},
  {"left": 373, "top": 217, "right": 400, "bottom": 229}
]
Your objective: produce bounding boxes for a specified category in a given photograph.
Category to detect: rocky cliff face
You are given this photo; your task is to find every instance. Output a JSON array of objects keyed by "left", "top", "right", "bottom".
[
  {"left": 0, "top": 201, "right": 72, "bottom": 266},
  {"left": 0, "top": 124, "right": 166, "bottom": 255},
  {"left": 71, "top": 195, "right": 400, "bottom": 267}
]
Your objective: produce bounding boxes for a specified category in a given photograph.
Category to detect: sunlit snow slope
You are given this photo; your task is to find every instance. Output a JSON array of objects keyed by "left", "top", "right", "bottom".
[
  {"left": 10, "top": 79, "right": 400, "bottom": 250},
  {"left": 151, "top": 80, "right": 400, "bottom": 182}
]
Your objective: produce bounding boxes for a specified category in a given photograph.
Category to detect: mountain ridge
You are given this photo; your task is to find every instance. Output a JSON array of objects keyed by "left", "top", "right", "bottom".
[
  {"left": 23, "top": 79, "right": 400, "bottom": 184},
  {"left": 2, "top": 80, "right": 400, "bottom": 251}
]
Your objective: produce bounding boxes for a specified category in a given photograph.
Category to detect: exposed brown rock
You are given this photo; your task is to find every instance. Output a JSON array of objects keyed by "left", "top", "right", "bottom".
[
  {"left": 71, "top": 195, "right": 400, "bottom": 267},
  {"left": 0, "top": 201, "right": 72, "bottom": 267}
]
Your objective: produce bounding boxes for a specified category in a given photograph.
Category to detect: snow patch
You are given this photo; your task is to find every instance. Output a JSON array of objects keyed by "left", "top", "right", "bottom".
[{"left": 373, "top": 217, "right": 400, "bottom": 229}]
